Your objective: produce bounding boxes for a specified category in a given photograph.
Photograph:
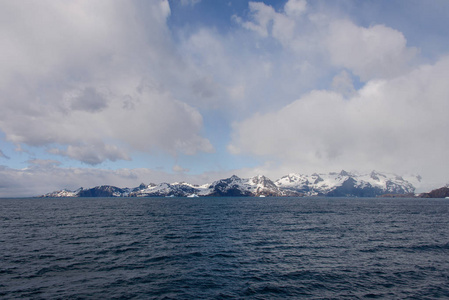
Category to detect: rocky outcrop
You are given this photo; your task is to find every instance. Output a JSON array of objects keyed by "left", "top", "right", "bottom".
[{"left": 420, "top": 186, "right": 449, "bottom": 198}]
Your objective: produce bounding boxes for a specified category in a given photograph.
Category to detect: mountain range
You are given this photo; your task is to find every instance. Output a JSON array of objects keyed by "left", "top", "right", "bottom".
[{"left": 41, "top": 170, "right": 418, "bottom": 198}]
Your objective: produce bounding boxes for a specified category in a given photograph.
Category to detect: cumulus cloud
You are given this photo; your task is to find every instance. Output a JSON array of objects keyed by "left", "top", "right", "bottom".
[
  {"left": 241, "top": 2, "right": 276, "bottom": 37},
  {"left": 229, "top": 56, "right": 449, "bottom": 187},
  {"left": 236, "top": 1, "right": 296, "bottom": 43},
  {"left": 327, "top": 20, "right": 418, "bottom": 81},
  {"left": 224, "top": 0, "right": 448, "bottom": 187},
  {"left": 179, "top": 17, "right": 326, "bottom": 116},
  {"left": 235, "top": 1, "right": 418, "bottom": 82},
  {"left": 0, "top": 0, "right": 213, "bottom": 165},
  {"left": 284, "top": 0, "right": 307, "bottom": 17}
]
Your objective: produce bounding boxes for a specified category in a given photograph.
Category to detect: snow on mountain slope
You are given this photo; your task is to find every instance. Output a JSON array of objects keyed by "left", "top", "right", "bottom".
[
  {"left": 130, "top": 175, "right": 296, "bottom": 197},
  {"left": 130, "top": 182, "right": 203, "bottom": 197},
  {"left": 204, "top": 175, "right": 292, "bottom": 197},
  {"left": 275, "top": 170, "right": 415, "bottom": 196},
  {"left": 40, "top": 170, "right": 416, "bottom": 197},
  {"left": 41, "top": 188, "right": 82, "bottom": 197}
]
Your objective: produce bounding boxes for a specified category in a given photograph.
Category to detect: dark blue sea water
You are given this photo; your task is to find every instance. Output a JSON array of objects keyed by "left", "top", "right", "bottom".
[{"left": 1, "top": 197, "right": 449, "bottom": 299}]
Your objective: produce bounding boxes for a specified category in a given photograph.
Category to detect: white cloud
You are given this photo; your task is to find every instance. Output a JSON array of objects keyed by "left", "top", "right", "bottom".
[
  {"left": 284, "top": 0, "right": 307, "bottom": 17},
  {"left": 239, "top": 2, "right": 276, "bottom": 37},
  {"left": 229, "top": 56, "right": 449, "bottom": 188},
  {"left": 0, "top": 0, "right": 213, "bottom": 164},
  {"left": 236, "top": 2, "right": 419, "bottom": 82},
  {"left": 227, "top": 1, "right": 442, "bottom": 185},
  {"left": 238, "top": 1, "right": 296, "bottom": 43},
  {"left": 178, "top": 22, "right": 327, "bottom": 117},
  {"left": 327, "top": 20, "right": 418, "bottom": 81}
]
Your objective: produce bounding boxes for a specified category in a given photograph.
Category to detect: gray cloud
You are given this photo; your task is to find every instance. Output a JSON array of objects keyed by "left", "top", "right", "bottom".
[
  {"left": 70, "top": 87, "right": 108, "bottom": 113},
  {"left": 48, "top": 143, "right": 130, "bottom": 165}
]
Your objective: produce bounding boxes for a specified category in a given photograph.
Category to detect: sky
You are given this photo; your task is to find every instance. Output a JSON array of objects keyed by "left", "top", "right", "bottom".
[{"left": 1, "top": 0, "right": 449, "bottom": 197}]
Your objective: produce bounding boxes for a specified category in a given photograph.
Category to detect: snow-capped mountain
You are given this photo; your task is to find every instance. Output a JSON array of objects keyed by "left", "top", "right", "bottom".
[
  {"left": 275, "top": 170, "right": 415, "bottom": 197},
  {"left": 42, "top": 188, "right": 83, "bottom": 198},
  {"left": 130, "top": 175, "right": 291, "bottom": 197},
  {"left": 129, "top": 182, "right": 205, "bottom": 197},
  {"left": 203, "top": 175, "right": 295, "bottom": 197},
  {"left": 42, "top": 186, "right": 133, "bottom": 197},
  {"left": 40, "top": 171, "right": 416, "bottom": 198},
  {"left": 78, "top": 185, "right": 132, "bottom": 197}
]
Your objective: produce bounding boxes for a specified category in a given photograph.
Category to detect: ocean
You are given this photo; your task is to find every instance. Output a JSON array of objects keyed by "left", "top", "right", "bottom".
[{"left": 1, "top": 197, "right": 448, "bottom": 299}]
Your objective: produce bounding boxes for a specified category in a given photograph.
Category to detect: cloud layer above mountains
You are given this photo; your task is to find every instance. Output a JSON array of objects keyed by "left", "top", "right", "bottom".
[
  {"left": 0, "top": 0, "right": 448, "bottom": 196},
  {"left": 227, "top": 0, "right": 448, "bottom": 184}
]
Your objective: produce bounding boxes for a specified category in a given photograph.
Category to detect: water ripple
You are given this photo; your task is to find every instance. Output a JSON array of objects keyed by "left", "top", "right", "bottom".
[{"left": 1, "top": 197, "right": 449, "bottom": 298}]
